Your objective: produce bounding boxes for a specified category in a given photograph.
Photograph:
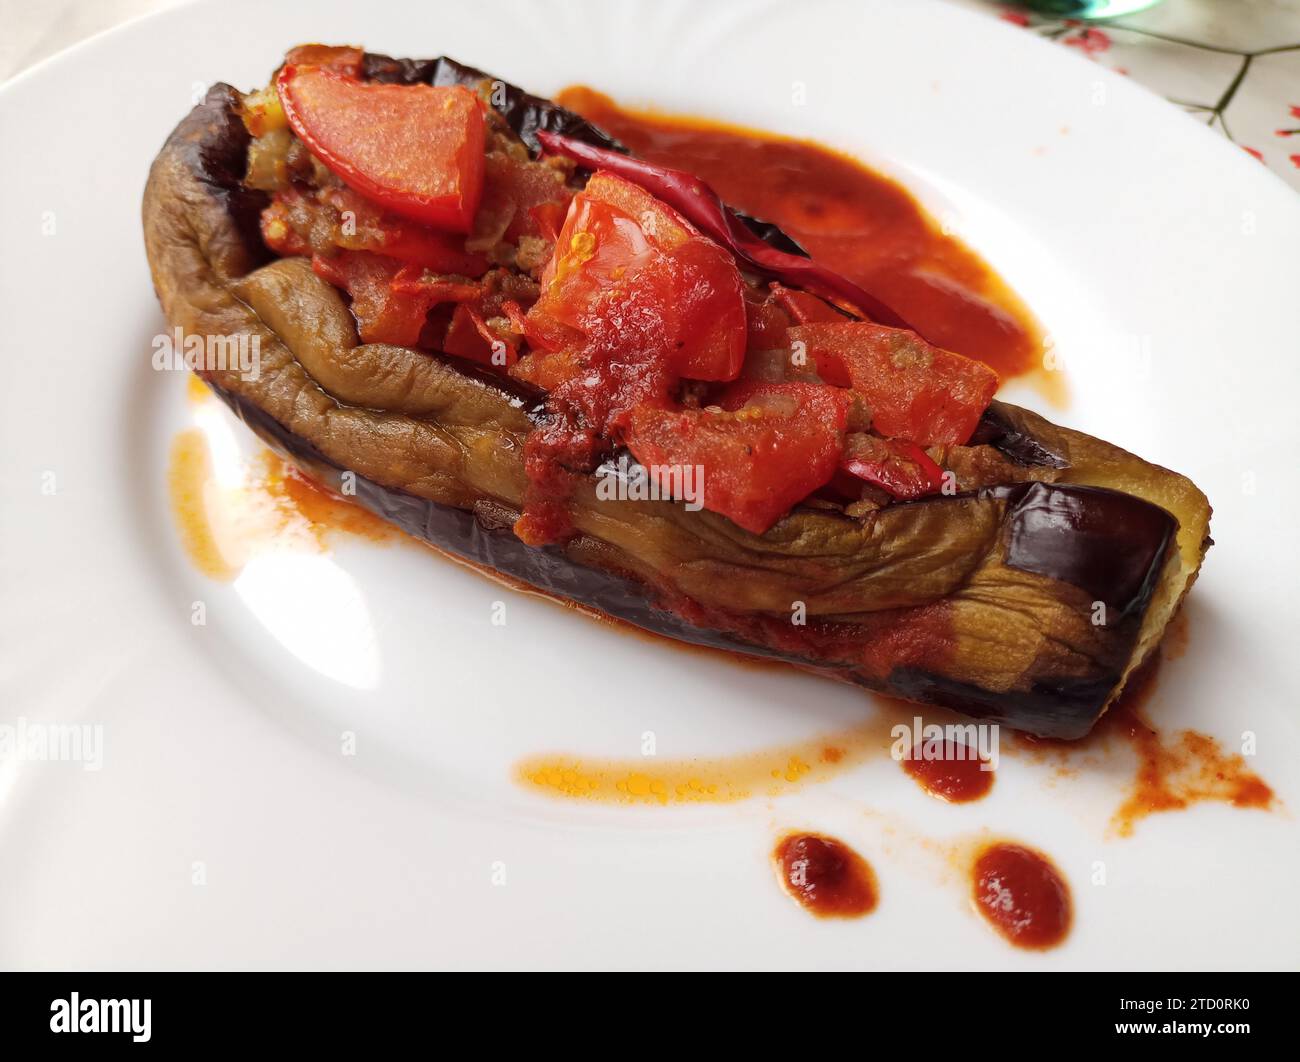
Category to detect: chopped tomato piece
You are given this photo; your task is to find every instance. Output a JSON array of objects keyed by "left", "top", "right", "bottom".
[
  {"left": 527, "top": 171, "right": 746, "bottom": 382},
  {"left": 323, "top": 188, "right": 488, "bottom": 275},
  {"left": 312, "top": 252, "right": 424, "bottom": 346},
  {"left": 622, "top": 382, "right": 848, "bottom": 535},
  {"left": 312, "top": 251, "right": 462, "bottom": 346},
  {"left": 743, "top": 284, "right": 791, "bottom": 352},
  {"left": 442, "top": 304, "right": 517, "bottom": 369},
  {"left": 511, "top": 348, "right": 584, "bottom": 393},
  {"left": 788, "top": 322, "right": 998, "bottom": 446},
  {"left": 840, "top": 434, "right": 946, "bottom": 500},
  {"left": 277, "top": 67, "right": 486, "bottom": 232},
  {"left": 483, "top": 153, "right": 574, "bottom": 244},
  {"left": 501, "top": 300, "right": 529, "bottom": 336},
  {"left": 666, "top": 238, "right": 749, "bottom": 381},
  {"left": 771, "top": 283, "right": 843, "bottom": 324},
  {"left": 389, "top": 263, "right": 481, "bottom": 302},
  {"left": 528, "top": 201, "right": 569, "bottom": 243},
  {"left": 282, "top": 44, "right": 364, "bottom": 77}
]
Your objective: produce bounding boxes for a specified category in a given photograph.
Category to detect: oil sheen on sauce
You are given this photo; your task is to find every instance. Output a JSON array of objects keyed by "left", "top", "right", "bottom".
[
  {"left": 774, "top": 833, "right": 879, "bottom": 919},
  {"left": 518, "top": 718, "right": 891, "bottom": 806},
  {"left": 901, "top": 738, "right": 995, "bottom": 803},
  {"left": 970, "top": 842, "right": 1072, "bottom": 950},
  {"left": 168, "top": 425, "right": 395, "bottom": 580},
  {"left": 557, "top": 88, "right": 1059, "bottom": 401}
]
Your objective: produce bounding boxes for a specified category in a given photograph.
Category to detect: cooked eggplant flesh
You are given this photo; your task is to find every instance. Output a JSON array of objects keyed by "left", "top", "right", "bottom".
[{"left": 142, "top": 67, "right": 1211, "bottom": 739}]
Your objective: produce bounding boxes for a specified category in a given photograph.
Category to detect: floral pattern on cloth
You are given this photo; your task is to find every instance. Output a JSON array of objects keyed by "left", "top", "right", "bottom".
[{"left": 953, "top": 1, "right": 1300, "bottom": 190}]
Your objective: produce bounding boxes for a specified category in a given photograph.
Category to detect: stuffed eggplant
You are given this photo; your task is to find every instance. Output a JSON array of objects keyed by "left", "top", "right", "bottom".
[{"left": 142, "top": 45, "right": 1211, "bottom": 739}]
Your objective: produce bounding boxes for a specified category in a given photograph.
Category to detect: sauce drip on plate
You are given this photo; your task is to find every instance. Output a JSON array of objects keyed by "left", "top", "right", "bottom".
[
  {"left": 1015, "top": 652, "right": 1275, "bottom": 835},
  {"left": 902, "top": 739, "right": 995, "bottom": 803},
  {"left": 774, "top": 833, "right": 879, "bottom": 919},
  {"left": 971, "top": 842, "right": 1071, "bottom": 949},
  {"left": 557, "top": 88, "right": 1056, "bottom": 399},
  {"left": 518, "top": 720, "right": 892, "bottom": 806},
  {"left": 1103, "top": 662, "right": 1274, "bottom": 836},
  {"left": 168, "top": 425, "right": 395, "bottom": 580}
]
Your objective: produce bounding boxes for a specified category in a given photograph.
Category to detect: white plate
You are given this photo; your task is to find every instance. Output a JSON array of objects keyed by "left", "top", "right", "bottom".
[{"left": 1, "top": 0, "right": 1297, "bottom": 971}]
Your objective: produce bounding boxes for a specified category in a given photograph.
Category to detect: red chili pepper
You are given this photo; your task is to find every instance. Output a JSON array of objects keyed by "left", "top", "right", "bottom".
[
  {"left": 535, "top": 131, "right": 912, "bottom": 329},
  {"left": 840, "top": 435, "right": 946, "bottom": 500}
]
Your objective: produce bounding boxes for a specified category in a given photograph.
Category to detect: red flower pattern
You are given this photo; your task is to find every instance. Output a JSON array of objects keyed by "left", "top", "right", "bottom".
[{"left": 989, "top": 7, "right": 1293, "bottom": 187}]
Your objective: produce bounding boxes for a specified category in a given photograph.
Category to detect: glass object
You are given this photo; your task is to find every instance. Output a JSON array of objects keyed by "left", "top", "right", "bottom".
[{"left": 1017, "top": 0, "right": 1165, "bottom": 16}]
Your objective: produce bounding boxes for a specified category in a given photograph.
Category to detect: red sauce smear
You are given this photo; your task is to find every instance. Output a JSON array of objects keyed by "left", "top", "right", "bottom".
[
  {"left": 774, "top": 833, "right": 878, "bottom": 919},
  {"left": 1018, "top": 652, "right": 1275, "bottom": 835},
  {"left": 971, "top": 842, "right": 1071, "bottom": 950},
  {"left": 557, "top": 88, "right": 1045, "bottom": 385},
  {"left": 1103, "top": 664, "right": 1274, "bottom": 836},
  {"left": 902, "top": 740, "right": 994, "bottom": 803}
]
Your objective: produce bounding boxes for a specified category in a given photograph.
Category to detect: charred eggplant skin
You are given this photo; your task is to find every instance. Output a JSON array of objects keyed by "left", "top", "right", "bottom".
[
  {"left": 214, "top": 381, "right": 1175, "bottom": 744},
  {"left": 143, "top": 64, "right": 1210, "bottom": 740}
]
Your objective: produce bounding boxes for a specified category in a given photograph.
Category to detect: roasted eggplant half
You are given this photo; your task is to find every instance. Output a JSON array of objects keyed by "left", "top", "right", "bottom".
[{"left": 142, "top": 46, "right": 1211, "bottom": 739}]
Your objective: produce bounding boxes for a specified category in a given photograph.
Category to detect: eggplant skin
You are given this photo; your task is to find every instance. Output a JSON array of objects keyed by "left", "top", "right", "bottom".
[{"left": 142, "top": 71, "right": 1212, "bottom": 739}]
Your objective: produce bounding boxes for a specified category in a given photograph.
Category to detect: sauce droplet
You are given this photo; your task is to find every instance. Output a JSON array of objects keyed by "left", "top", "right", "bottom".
[
  {"left": 774, "top": 833, "right": 878, "bottom": 919},
  {"left": 902, "top": 739, "right": 995, "bottom": 802},
  {"left": 971, "top": 842, "right": 1071, "bottom": 949}
]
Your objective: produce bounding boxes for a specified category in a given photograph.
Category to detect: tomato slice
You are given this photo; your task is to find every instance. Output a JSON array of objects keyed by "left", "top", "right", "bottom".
[
  {"left": 788, "top": 322, "right": 998, "bottom": 446},
  {"left": 277, "top": 66, "right": 486, "bottom": 233},
  {"left": 526, "top": 171, "right": 745, "bottom": 382},
  {"left": 840, "top": 433, "right": 945, "bottom": 500},
  {"left": 622, "top": 382, "right": 848, "bottom": 535}
]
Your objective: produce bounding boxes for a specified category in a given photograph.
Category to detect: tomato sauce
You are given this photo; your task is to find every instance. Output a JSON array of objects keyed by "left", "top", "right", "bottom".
[
  {"left": 557, "top": 88, "right": 1049, "bottom": 392},
  {"left": 1015, "top": 652, "right": 1275, "bottom": 835},
  {"left": 774, "top": 833, "right": 879, "bottom": 918},
  {"left": 902, "top": 739, "right": 995, "bottom": 803},
  {"left": 1100, "top": 656, "right": 1274, "bottom": 836},
  {"left": 971, "top": 842, "right": 1071, "bottom": 949},
  {"left": 167, "top": 418, "right": 397, "bottom": 582},
  {"left": 519, "top": 726, "right": 886, "bottom": 806}
]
